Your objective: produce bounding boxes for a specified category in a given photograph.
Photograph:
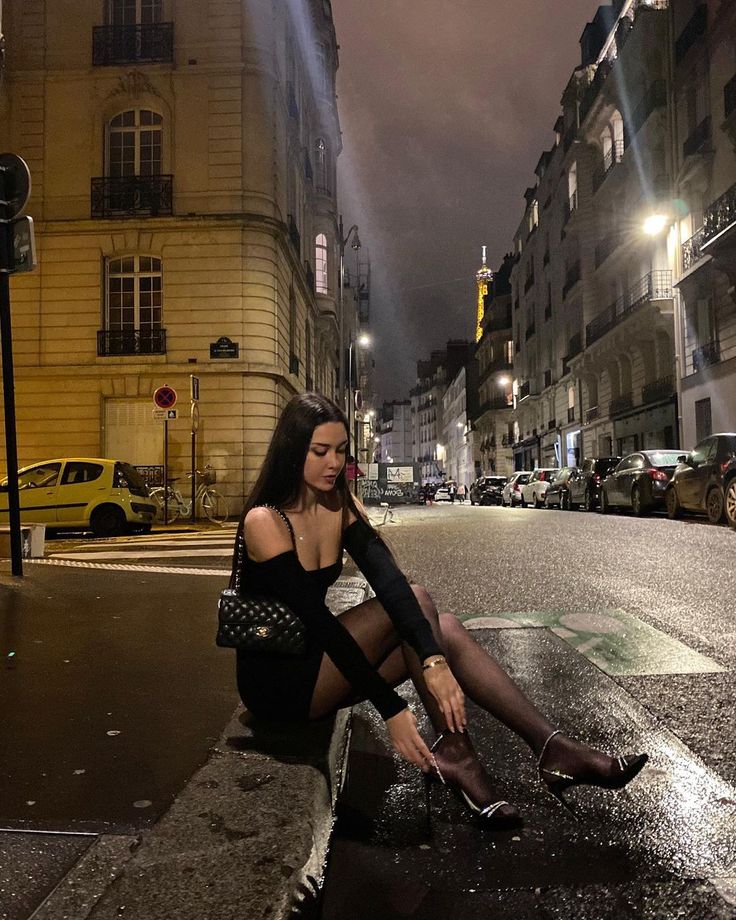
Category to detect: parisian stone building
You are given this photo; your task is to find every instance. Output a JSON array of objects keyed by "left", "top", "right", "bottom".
[
  {"left": 511, "top": 0, "right": 678, "bottom": 471},
  {"left": 0, "top": 0, "right": 344, "bottom": 508},
  {"left": 672, "top": 0, "right": 736, "bottom": 445},
  {"left": 507, "top": 0, "right": 736, "bottom": 471}
]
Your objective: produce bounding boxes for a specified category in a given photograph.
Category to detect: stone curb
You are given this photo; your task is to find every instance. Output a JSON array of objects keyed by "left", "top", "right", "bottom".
[{"left": 28, "top": 578, "right": 366, "bottom": 920}]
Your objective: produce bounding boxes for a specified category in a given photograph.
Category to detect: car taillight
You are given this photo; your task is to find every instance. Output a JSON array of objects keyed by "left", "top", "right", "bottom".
[
  {"left": 514, "top": 483, "right": 520, "bottom": 491},
  {"left": 593, "top": 473, "right": 601, "bottom": 483},
  {"left": 647, "top": 469, "right": 669, "bottom": 482},
  {"left": 721, "top": 460, "right": 732, "bottom": 474}
]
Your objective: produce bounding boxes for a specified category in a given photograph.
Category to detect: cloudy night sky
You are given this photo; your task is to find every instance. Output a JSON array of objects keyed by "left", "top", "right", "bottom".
[{"left": 332, "top": 0, "right": 604, "bottom": 402}]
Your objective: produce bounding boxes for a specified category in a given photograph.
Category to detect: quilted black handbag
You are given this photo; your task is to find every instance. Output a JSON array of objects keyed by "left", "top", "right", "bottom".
[{"left": 216, "top": 506, "right": 306, "bottom": 655}]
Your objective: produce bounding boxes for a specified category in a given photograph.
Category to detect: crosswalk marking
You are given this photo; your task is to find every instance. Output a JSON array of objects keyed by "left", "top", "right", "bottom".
[
  {"left": 54, "top": 548, "right": 232, "bottom": 561},
  {"left": 27, "top": 559, "right": 228, "bottom": 576},
  {"left": 42, "top": 528, "right": 237, "bottom": 571}
]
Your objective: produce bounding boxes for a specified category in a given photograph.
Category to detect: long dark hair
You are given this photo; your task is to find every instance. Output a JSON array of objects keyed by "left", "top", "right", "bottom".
[{"left": 233, "top": 392, "right": 369, "bottom": 548}]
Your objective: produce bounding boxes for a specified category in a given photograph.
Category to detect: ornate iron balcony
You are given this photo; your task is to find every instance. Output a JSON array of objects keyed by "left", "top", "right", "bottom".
[
  {"left": 91, "top": 175, "right": 173, "bottom": 218},
  {"left": 586, "top": 271, "right": 672, "bottom": 346},
  {"left": 681, "top": 226, "right": 706, "bottom": 271},
  {"left": 97, "top": 328, "right": 166, "bottom": 356},
  {"left": 593, "top": 140, "right": 625, "bottom": 192},
  {"left": 703, "top": 181, "right": 736, "bottom": 249},
  {"left": 585, "top": 406, "right": 600, "bottom": 423},
  {"left": 610, "top": 393, "right": 633, "bottom": 416},
  {"left": 642, "top": 376, "right": 674, "bottom": 404},
  {"left": 692, "top": 340, "right": 721, "bottom": 372},
  {"left": 92, "top": 23, "right": 174, "bottom": 66}
]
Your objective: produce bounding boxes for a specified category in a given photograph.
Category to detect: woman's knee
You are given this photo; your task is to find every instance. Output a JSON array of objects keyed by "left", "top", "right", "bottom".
[{"left": 438, "top": 611, "right": 466, "bottom": 636}]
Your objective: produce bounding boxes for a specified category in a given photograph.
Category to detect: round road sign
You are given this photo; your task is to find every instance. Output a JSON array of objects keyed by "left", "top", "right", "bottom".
[
  {"left": 153, "top": 385, "right": 178, "bottom": 410},
  {"left": 0, "top": 154, "right": 32, "bottom": 218}
]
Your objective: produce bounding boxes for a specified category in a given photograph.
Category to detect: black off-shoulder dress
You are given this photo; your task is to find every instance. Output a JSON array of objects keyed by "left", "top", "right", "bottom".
[{"left": 234, "top": 510, "right": 442, "bottom": 723}]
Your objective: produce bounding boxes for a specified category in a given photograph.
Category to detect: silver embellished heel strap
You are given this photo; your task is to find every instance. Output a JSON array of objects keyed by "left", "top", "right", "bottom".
[{"left": 537, "top": 729, "right": 563, "bottom": 777}]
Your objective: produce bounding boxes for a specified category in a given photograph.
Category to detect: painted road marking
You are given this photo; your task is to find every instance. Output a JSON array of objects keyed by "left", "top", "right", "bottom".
[
  {"left": 49, "top": 548, "right": 232, "bottom": 561},
  {"left": 26, "top": 559, "right": 228, "bottom": 575},
  {"left": 463, "top": 608, "right": 724, "bottom": 676}
]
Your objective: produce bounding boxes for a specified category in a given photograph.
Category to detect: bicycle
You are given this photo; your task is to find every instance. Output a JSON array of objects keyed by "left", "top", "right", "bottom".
[{"left": 150, "top": 465, "right": 229, "bottom": 525}]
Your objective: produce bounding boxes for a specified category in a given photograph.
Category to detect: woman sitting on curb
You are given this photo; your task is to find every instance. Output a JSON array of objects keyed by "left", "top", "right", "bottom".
[{"left": 230, "top": 393, "right": 647, "bottom": 829}]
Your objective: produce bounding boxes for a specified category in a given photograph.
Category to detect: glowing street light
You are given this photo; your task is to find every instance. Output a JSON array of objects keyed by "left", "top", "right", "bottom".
[
  {"left": 497, "top": 375, "right": 511, "bottom": 387},
  {"left": 643, "top": 213, "right": 668, "bottom": 236}
]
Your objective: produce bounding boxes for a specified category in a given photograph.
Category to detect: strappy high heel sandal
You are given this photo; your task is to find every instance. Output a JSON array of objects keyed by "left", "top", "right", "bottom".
[
  {"left": 424, "top": 732, "right": 523, "bottom": 832},
  {"left": 537, "top": 729, "right": 649, "bottom": 816}
]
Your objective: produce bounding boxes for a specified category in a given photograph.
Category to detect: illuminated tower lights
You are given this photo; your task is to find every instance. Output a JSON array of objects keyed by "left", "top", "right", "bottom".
[{"left": 475, "top": 245, "right": 493, "bottom": 343}]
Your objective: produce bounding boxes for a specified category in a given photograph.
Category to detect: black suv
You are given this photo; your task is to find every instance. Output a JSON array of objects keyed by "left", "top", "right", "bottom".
[
  {"left": 666, "top": 433, "right": 736, "bottom": 526},
  {"left": 469, "top": 475, "right": 508, "bottom": 506},
  {"left": 568, "top": 457, "right": 621, "bottom": 511}
]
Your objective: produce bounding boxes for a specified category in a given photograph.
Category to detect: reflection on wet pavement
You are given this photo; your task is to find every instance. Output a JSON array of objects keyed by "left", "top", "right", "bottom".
[{"left": 319, "top": 629, "right": 736, "bottom": 919}]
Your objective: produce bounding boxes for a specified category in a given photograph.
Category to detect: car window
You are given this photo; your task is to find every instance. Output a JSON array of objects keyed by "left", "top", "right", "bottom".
[
  {"left": 61, "top": 461, "right": 104, "bottom": 486},
  {"left": 18, "top": 462, "right": 62, "bottom": 490},
  {"left": 615, "top": 456, "right": 634, "bottom": 473},
  {"left": 648, "top": 450, "right": 684, "bottom": 467},
  {"left": 596, "top": 458, "right": 621, "bottom": 476},
  {"left": 690, "top": 439, "right": 716, "bottom": 465},
  {"left": 517, "top": 473, "right": 531, "bottom": 484}
]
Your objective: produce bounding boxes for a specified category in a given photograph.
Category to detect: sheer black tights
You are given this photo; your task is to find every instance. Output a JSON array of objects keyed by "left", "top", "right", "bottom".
[{"left": 309, "top": 585, "right": 556, "bottom": 756}]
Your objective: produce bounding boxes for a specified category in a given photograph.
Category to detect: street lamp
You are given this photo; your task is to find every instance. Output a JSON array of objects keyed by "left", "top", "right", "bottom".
[
  {"left": 348, "top": 332, "right": 372, "bottom": 490},
  {"left": 338, "top": 217, "right": 361, "bottom": 414}
]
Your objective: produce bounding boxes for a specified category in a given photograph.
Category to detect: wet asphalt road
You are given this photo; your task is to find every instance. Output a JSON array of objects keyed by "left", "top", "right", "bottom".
[
  {"left": 320, "top": 502, "right": 736, "bottom": 919},
  {"left": 0, "top": 534, "right": 234, "bottom": 834}
]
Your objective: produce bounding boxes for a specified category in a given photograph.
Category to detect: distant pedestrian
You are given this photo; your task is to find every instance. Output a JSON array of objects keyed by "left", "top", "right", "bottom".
[
  {"left": 458, "top": 483, "right": 466, "bottom": 503},
  {"left": 228, "top": 393, "right": 648, "bottom": 833},
  {"left": 449, "top": 482, "right": 456, "bottom": 503}
]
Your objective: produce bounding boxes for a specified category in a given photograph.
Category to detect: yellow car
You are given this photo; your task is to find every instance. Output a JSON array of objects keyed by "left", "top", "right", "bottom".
[{"left": 0, "top": 458, "right": 159, "bottom": 536}]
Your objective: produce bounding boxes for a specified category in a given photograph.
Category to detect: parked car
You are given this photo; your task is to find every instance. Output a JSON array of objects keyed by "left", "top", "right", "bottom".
[
  {"left": 666, "top": 433, "right": 736, "bottom": 526},
  {"left": 520, "top": 468, "right": 559, "bottom": 508},
  {"left": 599, "top": 450, "right": 683, "bottom": 515},
  {"left": 470, "top": 475, "right": 508, "bottom": 506},
  {"left": 544, "top": 467, "right": 577, "bottom": 509},
  {"left": 567, "top": 457, "right": 621, "bottom": 511},
  {"left": 433, "top": 484, "right": 452, "bottom": 502},
  {"left": 501, "top": 472, "right": 531, "bottom": 507},
  {"left": 0, "top": 458, "right": 158, "bottom": 536}
]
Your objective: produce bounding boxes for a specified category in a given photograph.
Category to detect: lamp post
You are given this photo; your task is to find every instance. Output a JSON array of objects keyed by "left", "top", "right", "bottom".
[
  {"left": 347, "top": 332, "right": 371, "bottom": 492},
  {"left": 338, "top": 217, "right": 361, "bottom": 415}
]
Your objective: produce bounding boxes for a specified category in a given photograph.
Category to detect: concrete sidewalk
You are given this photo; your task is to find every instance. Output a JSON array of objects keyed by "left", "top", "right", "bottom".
[{"left": 0, "top": 576, "right": 368, "bottom": 920}]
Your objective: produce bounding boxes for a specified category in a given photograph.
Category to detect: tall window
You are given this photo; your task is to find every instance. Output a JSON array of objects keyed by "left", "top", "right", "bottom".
[
  {"left": 315, "top": 233, "right": 329, "bottom": 294},
  {"left": 108, "top": 110, "right": 162, "bottom": 177},
  {"left": 568, "top": 161, "right": 578, "bottom": 210},
  {"left": 107, "top": 256, "right": 162, "bottom": 333},
  {"left": 315, "top": 138, "right": 330, "bottom": 192},
  {"left": 289, "top": 284, "right": 297, "bottom": 360},
  {"left": 107, "top": 0, "right": 162, "bottom": 25}
]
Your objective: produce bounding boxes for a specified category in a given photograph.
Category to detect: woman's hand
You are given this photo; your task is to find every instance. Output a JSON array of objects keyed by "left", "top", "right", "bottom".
[
  {"left": 423, "top": 663, "right": 466, "bottom": 733},
  {"left": 385, "top": 708, "right": 433, "bottom": 771}
]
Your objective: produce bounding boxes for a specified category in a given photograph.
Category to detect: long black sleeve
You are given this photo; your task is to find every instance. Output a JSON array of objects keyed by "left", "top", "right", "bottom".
[
  {"left": 252, "top": 551, "right": 407, "bottom": 721},
  {"left": 343, "top": 518, "right": 443, "bottom": 663}
]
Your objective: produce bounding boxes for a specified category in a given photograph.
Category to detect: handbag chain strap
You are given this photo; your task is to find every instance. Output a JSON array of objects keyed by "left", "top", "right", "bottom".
[{"left": 232, "top": 504, "right": 296, "bottom": 592}]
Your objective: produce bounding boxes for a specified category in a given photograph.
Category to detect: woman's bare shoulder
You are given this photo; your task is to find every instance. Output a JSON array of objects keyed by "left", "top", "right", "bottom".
[
  {"left": 244, "top": 507, "right": 292, "bottom": 561},
  {"left": 346, "top": 496, "right": 368, "bottom": 526}
]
